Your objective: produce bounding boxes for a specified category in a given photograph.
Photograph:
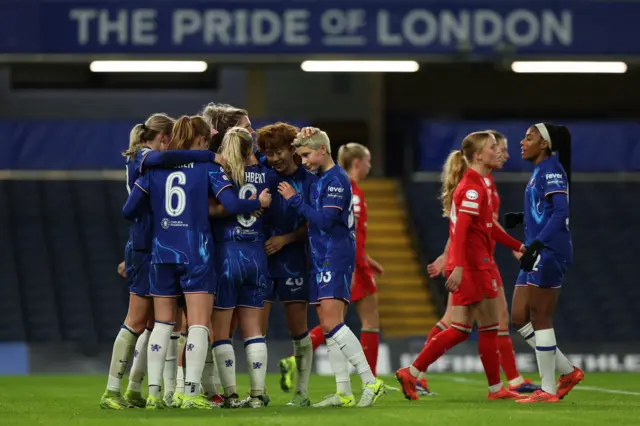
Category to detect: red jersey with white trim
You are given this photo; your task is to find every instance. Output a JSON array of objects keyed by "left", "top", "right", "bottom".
[
  {"left": 484, "top": 173, "right": 500, "bottom": 257},
  {"left": 351, "top": 179, "right": 370, "bottom": 271},
  {"left": 446, "top": 168, "right": 494, "bottom": 271}
]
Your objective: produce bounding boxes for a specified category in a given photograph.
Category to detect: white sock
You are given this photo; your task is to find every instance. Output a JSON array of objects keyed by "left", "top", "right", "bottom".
[
  {"left": 534, "top": 328, "right": 557, "bottom": 394},
  {"left": 201, "top": 343, "right": 216, "bottom": 396},
  {"left": 212, "top": 352, "right": 222, "bottom": 394},
  {"left": 106, "top": 325, "right": 138, "bottom": 392},
  {"left": 127, "top": 328, "right": 150, "bottom": 393},
  {"left": 293, "top": 332, "right": 313, "bottom": 396},
  {"left": 163, "top": 333, "right": 179, "bottom": 394},
  {"left": 184, "top": 325, "right": 210, "bottom": 398},
  {"left": 326, "top": 336, "right": 352, "bottom": 396},
  {"left": 147, "top": 322, "right": 174, "bottom": 398},
  {"left": 213, "top": 340, "right": 237, "bottom": 397},
  {"left": 417, "top": 372, "right": 426, "bottom": 381},
  {"left": 245, "top": 336, "right": 268, "bottom": 397},
  {"left": 176, "top": 366, "right": 185, "bottom": 394},
  {"left": 518, "top": 322, "right": 574, "bottom": 375},
  {"left": 331, "top": 324, "right": 376, "bottom": 386}
]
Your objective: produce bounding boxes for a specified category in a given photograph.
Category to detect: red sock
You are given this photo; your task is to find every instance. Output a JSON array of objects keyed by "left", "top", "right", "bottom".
[
  {"left": 309, "top": 325, "right": 325, "bottom": 351},
  {"left": 478, "top": 325, "right": 501, "bottom": 387},
  {"left": 360, "top": 329, "right": 380, "bottom": 376},
  {"left": 413, "top": 323, "right": 470, "bottom": 371},
  {"left": 425, "top": 321, "right": 448, "bottom": 345},
  {"left": 497, "top": 331, "right": 520, "bottom": 381}
]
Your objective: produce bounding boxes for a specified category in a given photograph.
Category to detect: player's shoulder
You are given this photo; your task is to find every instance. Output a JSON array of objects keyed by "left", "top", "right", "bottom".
[
  {"left": 133, "top": 148, "right": 152, "bottom": 166},
  {"left": 455, "top": 178, "right": 484, "bottom": 203},
  {"left": 484, "top": 172, "right": 495, "bottom": 189},
  {"left": 540, "top": 156, "right": 568, "bottom": 185}
]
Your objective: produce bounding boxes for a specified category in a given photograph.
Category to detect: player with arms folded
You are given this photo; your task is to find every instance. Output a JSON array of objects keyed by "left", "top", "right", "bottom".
[
  {"left": 278, "top": 129, "right": 385, "bottom": 408},
  {"left": 396, "top": 132, "right": 525, "bottom": 401},
  {"left": 122, "top": 116, "right": 268, "bottom": 410},
  {"left": 420, "top": 131, "right": 539, "bottom": 395},
  {"left": 505, "top": 123, "right": 582, "bottom": 403}
]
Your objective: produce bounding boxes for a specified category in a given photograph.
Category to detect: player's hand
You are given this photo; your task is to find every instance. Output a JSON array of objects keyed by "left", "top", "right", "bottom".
[
  {"left": 520, "top": 240, "right": 544, "bottom": 272},
  {"left": 265, "top": 235, "right": 287, "bottom": 255},
  {"left": 504, "top": 212, "right": 524, "bottom": 229},
  {"left": 258, "top": 188, "right": 272, "bottom": 208},
  {"left": 117, "top": 261, "right": 127, "bottom": 278},
  {"left": 427, "top": 253, "right": 447, "bottom": 277},
  {"left": 251, "top": 209, "right": 264, "bottom": 218},
  {"left": 299, "top": 127, "right": 320, "bottom": 139},
  {"left": 445, "top": 266, "right": 463, "bottom": 292},
  {"left": 278, "top": 182, "right": 296, "bottom": 200},
  {"left": 367, "top": 256, "right": 384, "bottom": 276},
  {"left": 512, "top": 250, "right": 523, "bottom": 261}
]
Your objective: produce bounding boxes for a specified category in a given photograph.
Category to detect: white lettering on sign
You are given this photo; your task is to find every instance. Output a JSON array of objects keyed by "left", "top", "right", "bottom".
[{"left": 68, "top": 7, "right": 572, "bottom": 49}]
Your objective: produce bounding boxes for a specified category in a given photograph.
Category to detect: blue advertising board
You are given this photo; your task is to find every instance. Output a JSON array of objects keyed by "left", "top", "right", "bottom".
[{"left": 0, "top": 0, "right": 639, "bottom": 56}]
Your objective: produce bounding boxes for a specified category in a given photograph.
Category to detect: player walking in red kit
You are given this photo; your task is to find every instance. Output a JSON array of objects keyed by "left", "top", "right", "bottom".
[{"left": 396, "top": 131, "right": 525, "bottom": 401}]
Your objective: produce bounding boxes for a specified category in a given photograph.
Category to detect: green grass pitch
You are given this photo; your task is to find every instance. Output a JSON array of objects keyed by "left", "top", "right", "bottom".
[{"left": 1, "top": 373, "right": 639, "bottom": 426}]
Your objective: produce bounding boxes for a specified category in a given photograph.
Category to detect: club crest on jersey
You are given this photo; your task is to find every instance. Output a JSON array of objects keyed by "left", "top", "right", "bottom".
[
  {"left": 161, "top": 218, "right": 170, "bottom": 230},
  {"left": 465, "top": 189, "right": 479, "bottom": 200}
]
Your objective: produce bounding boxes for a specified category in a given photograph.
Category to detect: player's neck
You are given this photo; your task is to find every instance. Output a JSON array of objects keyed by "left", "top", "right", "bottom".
[
  {"left": 348, "top": 170, "right": 359, "bottom": 183},
  {"left": 319, "top": 156, "right": 335, "bottom": 174},
  {"left": 532, "top": 153, "right": 549, "bottom": 166},
  {"left": 469, "top": 163, "right": 491, "bottom": 176}
]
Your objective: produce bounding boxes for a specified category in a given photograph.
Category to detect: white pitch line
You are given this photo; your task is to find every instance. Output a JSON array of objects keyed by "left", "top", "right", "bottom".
[{"left": 432, "top": 375, "right": 640, "bottom": 396}]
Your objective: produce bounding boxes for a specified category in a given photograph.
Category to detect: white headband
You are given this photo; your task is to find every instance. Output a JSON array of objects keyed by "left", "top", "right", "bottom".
[{"left": 534, "top": 123, "right": 552, "bottom": 150}]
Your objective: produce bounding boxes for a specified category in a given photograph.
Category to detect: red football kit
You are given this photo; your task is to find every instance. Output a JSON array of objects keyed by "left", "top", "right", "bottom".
[
  {"left": 485, "top": 173, "right": 504, "bottom": 288},
  {"left": 350, "top": 179, "right": 376, "bottom": 302}
]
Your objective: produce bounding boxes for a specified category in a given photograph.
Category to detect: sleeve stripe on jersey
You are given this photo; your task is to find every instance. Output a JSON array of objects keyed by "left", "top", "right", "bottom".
[
  {"left": 215, "top": 184, "right": 232, "bottom": 198},
  {"left": 139, "top": 152, "right": 149, "bottom": 173},
  {"left": 461, "top": 201, "right": 479, "bottom": 209},
  {"left": 458, "top": 209, "right": 479, "bottom": 215},
  {"left": 135, "top": 182, "right": 148, "bottom": 194},
  {"left": 544, "top": 190, "right": 568, "bottom": 197},
  {"left": 323, "top": 205, "right": 343, "bottom": 211}
]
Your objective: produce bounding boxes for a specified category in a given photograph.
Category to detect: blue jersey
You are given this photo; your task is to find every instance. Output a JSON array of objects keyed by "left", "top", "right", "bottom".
[
  {"left": 295, "top": 165, "right": 355, "bottom": 274},
  {"left": 209, "top": 164, "right": 279, "bottom": 243},
  {"left": 524, "top": 155, "right": 573, "bottom": 261},
  {"left": 265, "top": 166, "right": 317, "bottom": 278},
  {"left": 126, "top": 148, "right": 152, "bottom": 251},
  {"left": 135, "top": 162, "right": 216, "bottom": 265}
]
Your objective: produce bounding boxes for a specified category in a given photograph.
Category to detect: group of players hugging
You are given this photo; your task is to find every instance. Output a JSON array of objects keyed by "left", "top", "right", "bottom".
[{"left": 100, "top": 102, "right": 582, "bottom": 410}]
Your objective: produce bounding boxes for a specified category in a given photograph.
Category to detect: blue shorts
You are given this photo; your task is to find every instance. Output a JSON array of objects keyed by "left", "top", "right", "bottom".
[
  {"left": 309, "top": 271, "right": 351, "bottom": 304},
  {"left": 124, "top": 242, "right": 151, "bottom": 297},
  {"left": 515, "top": 251, "right": 569, "bottom": 289},
  {"left": 214, "top": 242, "right": 271, "bottom": 309},
  {"left": 266, "top": 277, "right": 309, "bottom": 304},
  {"left": 150, "top": 262, "right": 216, "bottom": 297}
]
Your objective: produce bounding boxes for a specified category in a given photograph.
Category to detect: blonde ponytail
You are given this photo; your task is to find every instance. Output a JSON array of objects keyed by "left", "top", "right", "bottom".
[
  {"left": 169, "top": 115, "right": 211, "bottom": 150},
  {"left": 123, "top": 113, "right": 175, "bottom": 159},
  {"left": 440, "top": 151, "right": 467, "bottom": 217},
  {"left": 337, "top": 142, "right": 369, "bottom": 171},
  {"left": 439, "top": 131, "right": 495, "bottom": 217},
  {"left": 218, "top": 126, "right": 253, "bottom": 186}
]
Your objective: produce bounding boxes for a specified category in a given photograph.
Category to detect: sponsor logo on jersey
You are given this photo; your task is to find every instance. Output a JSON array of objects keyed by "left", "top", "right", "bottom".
[
  {"left": 161, "top": 218, "right": 188, "bottom": 229},
  {"left": 328, "top": 186, "right": 344, "bottom": 193},
  {"left": 545, "top": 173, "right": 563, "bottom": 180}
]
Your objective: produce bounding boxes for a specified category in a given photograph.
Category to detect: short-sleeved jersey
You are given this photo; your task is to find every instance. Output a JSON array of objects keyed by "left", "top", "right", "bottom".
[
  {"left": 308, "top": 166, "right": 356, "bottom": 274},
  {"left": 135, "top": 162, "right": 215, "bottom": 265},
  {"left": 265, "top": 166, "right": 316, "bottom": 278},
  {"left": 524, "top": 155, "right": 573, "bottom": 260},
  {"left": 446, "top": 168, "right": 494, "bottom": 271},
  {"left": 484, "top": 173, "right": 500, "bottom": 257},
  {"left": 209, "top": 163, "right": 280, "bottom": 243},
  {"left": 126, "top": 148, "right": 152, "bottom": 251},
  {"left": 351, "top": 179, "right": 370, "bottom": 271}
]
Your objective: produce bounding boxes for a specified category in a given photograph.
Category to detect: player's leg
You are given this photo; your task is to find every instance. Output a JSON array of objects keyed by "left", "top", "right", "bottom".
[
  {"left": 174, "top": 308, "right": 188, "bottom": 405},
  {"left": 124, "top": 317, "right": 153, "bottom": 408},
  {"left": 102, "top": 293, "right": 151, "bottom": 409},
  {"left": 238, "top": 306, "right": 268, "bottom": 407},
  {"left": 279, "top": 276, "right": 312, "bottom": 406},
  {"left": 261, "top": 300, "right": 272, "bottom": 338},
  {"left": 316, "top": 272, "right": 383, "bottom": 408},
  {"left": 212, "top": 307, "right": 240, "bottom": 407},
  {"left": 146, "top": 264, "right": 180, "bottom": 409},
  {"left": 495, "top": 281, "right": 540, "bottom": 393},
  {"left": 472, "top": 293, "right": 521, "bottom": 400},
  {"left": 353, "top": 270, "right": 381, "bottom": 378},
  {"left": 396, "top": 299, "right": 472, "bottom": 401},
  {"left": 162, "top": 308, "right": 181, "bottom": 406},
  {"left": 199, "top": 308, "right": 222, "bottom": 406}
]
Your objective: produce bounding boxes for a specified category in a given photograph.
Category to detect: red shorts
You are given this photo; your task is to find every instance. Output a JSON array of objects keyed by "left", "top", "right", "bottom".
[
  {"left": 351, "top": 268, "right": 377, "bottom": 302},
  {"left": 447, "top": 269, "right": 498, "bottom": 306},
  {"left": 491, "top": 265, "right": 503, "bottom": 288}
]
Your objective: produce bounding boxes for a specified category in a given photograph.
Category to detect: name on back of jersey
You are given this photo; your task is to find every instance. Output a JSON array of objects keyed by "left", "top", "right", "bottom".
[{"left": 246, "top": 171, "right": 267, "bottom": 184}]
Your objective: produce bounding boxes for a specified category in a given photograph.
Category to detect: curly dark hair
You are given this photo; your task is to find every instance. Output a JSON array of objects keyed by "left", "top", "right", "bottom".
[{"left": 256, "top": 122, "right": 299, "bottom": 152}]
